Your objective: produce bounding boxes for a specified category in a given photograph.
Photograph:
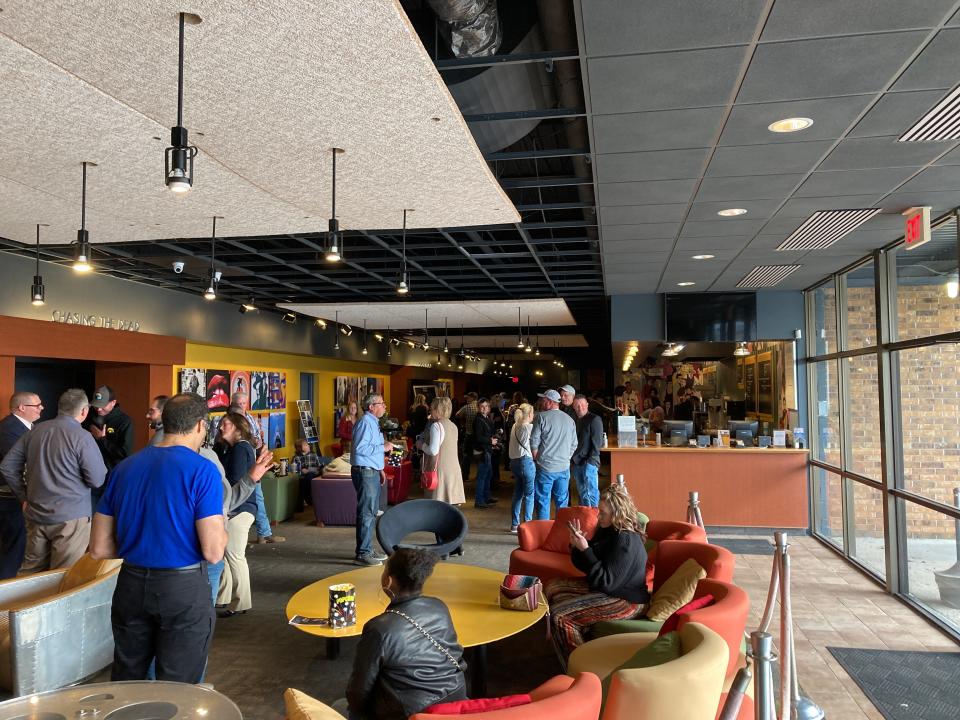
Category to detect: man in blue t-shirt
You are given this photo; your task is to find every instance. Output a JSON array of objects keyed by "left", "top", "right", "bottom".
[{"left": 91, "top": 393, "right": 227, "bottom": 683}]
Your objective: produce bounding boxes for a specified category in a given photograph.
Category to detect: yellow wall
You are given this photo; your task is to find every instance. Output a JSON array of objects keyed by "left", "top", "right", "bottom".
[{"left": 173, "top": 342, "right": 391, "bottom": 458}]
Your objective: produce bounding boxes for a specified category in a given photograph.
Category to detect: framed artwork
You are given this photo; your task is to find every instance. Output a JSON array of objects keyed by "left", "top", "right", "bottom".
[
  {"left": 179, "top": 368, "right": 205, "bottom": 397},
  {"left": 230, "top": 371, "right": 251, "bottom": 400},
  {"left": 334, "top": 377, "right": 361, "bottom": 407},
  {"left": 267, "top": 372, "right": 286, "bottom": 409},
  {"left": 363, "top": 377, "right": 385, "bottom": 399},
  {"left": 205, "top": 370, "right": 230, "bottom": 410},
  {"left": 269, "top": 412, "right": 286, "bottom": 449},
  {"left": 250, "top": 372, "right": 268, "bottom": 410},
  {"left": 412, "top": 384, "right": 439, "bottom": 406}
]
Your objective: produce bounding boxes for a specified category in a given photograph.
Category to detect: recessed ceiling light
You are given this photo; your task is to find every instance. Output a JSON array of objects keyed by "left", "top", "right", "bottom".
[
  {"left": 717, "top": 208, "right": 747, "bottom": 217},
  {"left": 677, "top": 281, "right": 696, "bottom": 287},
  {"left": 768, "top": 117, "right": 814, "bottom": 133},
  {"left": 692, "top": 254, "right": 715, "bottom": 260}
]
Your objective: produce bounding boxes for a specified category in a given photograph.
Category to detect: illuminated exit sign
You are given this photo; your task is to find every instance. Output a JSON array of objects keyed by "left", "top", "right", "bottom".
[{"left": 903, "top": 206, "right": 932, "bottom": 250}]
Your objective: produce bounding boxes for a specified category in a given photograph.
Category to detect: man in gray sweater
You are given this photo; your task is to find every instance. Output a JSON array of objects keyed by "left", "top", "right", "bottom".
[
  {"left": 529, "top": 390, "right": 577, "bottom": 520},
  {"left": 1, "top": 388, "right": 107, "bottom": 572}
]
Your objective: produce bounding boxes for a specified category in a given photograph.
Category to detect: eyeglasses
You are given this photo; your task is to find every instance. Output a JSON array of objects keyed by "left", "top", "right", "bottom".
[
  {"left": 373, "top": 402, "right": 386, "bottom": 406},
  {"left": 22, "top": 403, "right": 43, "bottom": 408}
]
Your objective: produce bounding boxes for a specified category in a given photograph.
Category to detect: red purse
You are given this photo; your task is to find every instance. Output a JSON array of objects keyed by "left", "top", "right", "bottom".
[{"left": 420, "top": 421, "right": 442, "bottom": 491}]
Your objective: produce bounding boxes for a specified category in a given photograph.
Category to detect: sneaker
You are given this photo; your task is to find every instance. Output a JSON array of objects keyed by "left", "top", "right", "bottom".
[
  {"left": 486, "top": 498, "right": 499, "bottom": 504},
  {"left": 353, "top": 554, "right": 385, "bottom": 566},
  {"left": 258, "top": 535, "right": 286, "bottom": 544},
  {"left": 509, "top": 526, "right": 518, "bottom": 534}
]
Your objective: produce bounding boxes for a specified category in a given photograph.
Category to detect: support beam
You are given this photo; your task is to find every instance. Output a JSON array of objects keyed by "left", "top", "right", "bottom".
[
  {"left": 436, "top": 50, "right": 579, "bottom": 71},
  {"left": 514, "top": 224, "right": 557, "bottom": 295},
  {"left": 499, "top": 176, "right": 593, "bottom": 189},
  {"left": 357, "top": 231, "right": 460, "bottom": 295},
  {"left": 485, "top": 147, "right": 590, "bottom": 161},
  {"left": 437, "top": 229, "right": 513, "bottom": 297},
  {"left": 464, "top": 108, "right": 585, "bottom": 123}
]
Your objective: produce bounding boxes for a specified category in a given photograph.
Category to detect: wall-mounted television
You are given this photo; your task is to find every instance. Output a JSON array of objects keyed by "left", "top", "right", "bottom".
[{"left": 664, "top": 292, "right": 757, "bottom": 342}]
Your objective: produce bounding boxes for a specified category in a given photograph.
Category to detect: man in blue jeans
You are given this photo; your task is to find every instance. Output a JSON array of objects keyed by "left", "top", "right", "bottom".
[
  {"left": 529, "top": 390, "right": 577, "bottom": 520},
  {"left": 350, "top": 393, "right": 393, "bottom": 566},
  {"left": 571, "top": 394, "right": 602, "bottom": 507}
]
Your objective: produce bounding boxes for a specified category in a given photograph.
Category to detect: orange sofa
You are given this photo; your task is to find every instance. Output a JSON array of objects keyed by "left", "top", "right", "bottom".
[
  {"left": 508, "top": 510, "right": 707, "bottom": 583},
  {"left": 409, "top": 673, "right": 602, "bottom": 720}
]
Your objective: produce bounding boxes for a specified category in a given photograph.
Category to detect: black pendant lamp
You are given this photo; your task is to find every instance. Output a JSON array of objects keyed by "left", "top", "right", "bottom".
[
  {"left": 386, "top": 325, "right": 392, "bottom": 358},
  {"left": 421, "top": 309, "right": 430, "bottom": 351},
  {"left": 74, "top": 161, "right": 93, "bottom": 273},
  {"left": 203, "top": 216, "right": 220, "bottom": 300},
  {"left": 516, "top": 307, "right": 525, "bottom": 348},
  {"left": 458, "top": 324, "right": 466, "bottom": 358},
  {"left": 535, "top": 322, "right": 541, "bottom": 356},
  {"left": 165, "top": 12, "right": 200, "bottom": 193},
  {"left": 333, "top": 310, "right": 341, "bottom": 351},
  {"left": 362, "top": 319, "right": 369, "bottom": 355},
  {"left": 325, "top": 148, "right": 344, "bottom": 262},
  {"left": 30, "top": 223, "right": 48, "bottom": 306},
  {"left": 443, "top": 317, "right": 450, "bottom": 354},
  {"left": 525, "top": 314, "right": 533, "bottom": 352},
  {"left": 397, "top": 208, "right": 411, "bottom": 294}
]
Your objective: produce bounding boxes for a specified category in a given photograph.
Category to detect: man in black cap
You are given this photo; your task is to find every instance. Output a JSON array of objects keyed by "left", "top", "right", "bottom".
[{"left": 88, "top": 385, "right": 134, "bottom": 509}]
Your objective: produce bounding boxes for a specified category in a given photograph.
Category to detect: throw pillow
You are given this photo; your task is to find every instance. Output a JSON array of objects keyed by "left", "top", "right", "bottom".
[
  {"left": 657, "top": 593, "right": 715, "bottom": 636},
  {"left": 645, "top": 558, "right": 706, "bottom": 621},
  {"left": 542, "top": 506, "right": 599, "bottom": 554},
  {"left": 424, "top": 694, "right": 532, "bottom": 715},
  {"left": 644, "top": 541, "right": 657, "bottom": 588},
  {"left": 600, "top": 631, "right": 682, "bottom": 709},
  {"left": 284, "top": 688, "right": 346, "bottom": 720}
]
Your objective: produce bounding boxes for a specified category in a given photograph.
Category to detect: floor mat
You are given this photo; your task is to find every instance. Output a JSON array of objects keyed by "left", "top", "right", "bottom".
[
  {"left": 827, "top": 647, "right": 960, "bottom": 720},
  {"left": 710, "top": 538, "right": 775, "bottom": 555}
]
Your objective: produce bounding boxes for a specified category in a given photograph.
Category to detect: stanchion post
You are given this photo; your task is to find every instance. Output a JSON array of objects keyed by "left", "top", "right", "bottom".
[
  {"left": 750, "top": 631, "right": 775, "bottom": 720},
  {"left": 686, "top": 491, "right": 706, "bottom": 539}
]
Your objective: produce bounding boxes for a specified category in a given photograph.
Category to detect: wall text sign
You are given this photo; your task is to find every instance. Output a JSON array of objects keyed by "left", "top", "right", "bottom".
[{"left": 51, "top": 310, "right": 140, "bottom": 331}]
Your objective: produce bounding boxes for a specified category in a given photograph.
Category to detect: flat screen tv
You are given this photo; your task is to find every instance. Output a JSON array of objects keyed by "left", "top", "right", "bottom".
[{"left": 664, "top": 292, "right": 757, "bottom": 342}]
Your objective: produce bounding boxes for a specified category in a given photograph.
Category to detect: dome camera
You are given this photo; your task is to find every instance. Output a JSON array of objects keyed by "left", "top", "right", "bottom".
[{"left": 172, "top": 261, "right": 185, "bottom": 274}]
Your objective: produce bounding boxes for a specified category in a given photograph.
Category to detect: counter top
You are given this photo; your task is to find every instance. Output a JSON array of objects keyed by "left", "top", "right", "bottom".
[{"left": 603, "top": 444, "right": 809, "bottom": 454}]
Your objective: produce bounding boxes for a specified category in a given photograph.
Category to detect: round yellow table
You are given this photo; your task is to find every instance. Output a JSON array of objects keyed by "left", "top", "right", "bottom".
[{"left": 286, "top": 563, "right": 546, "bottom": 695}]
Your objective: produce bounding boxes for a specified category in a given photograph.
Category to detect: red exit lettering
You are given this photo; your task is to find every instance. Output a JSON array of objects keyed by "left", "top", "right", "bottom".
[{"left": 906, "top": 214, "right": 922, "bottom": 245}]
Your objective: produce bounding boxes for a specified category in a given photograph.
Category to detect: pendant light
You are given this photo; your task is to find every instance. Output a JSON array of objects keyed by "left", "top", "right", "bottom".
[
  {"left": 733, "top": 342, "right": 750, "bottom": 357},
  {"left": 362, "top": 319, "right": 368, "bottom": 355},
  {"left": 333, "top": 310, "right": 340, "bottom": 351},
  {"left": 203, "top": 216, "right": 220, "bottom": 300},
  {"left": 458, "top": 324, "right": 466, "bottom": 358},
  {"left": 516, "top": 307, "right": 525, "bottom": 348},
  {"left": 422, "top": 309, "right": 430, "bottom": 351},
  {"left": 73, "top": 161, "right": 93, "bottom": 273},
  {"left": 443, "top": 317, "right": 450, "bottom": 354},
  {"left": 525, "top": 314, "right": 533, "bottom": 352},
  {"left": 325, "top": 148, "right": 344, "bottom": 262},
  {"left": 386, "top": 326, "right": 393, "bottom": 358},
  {"left": 30, "top": 223, "right": 47, "bottom": 306},
  {"left": 397, "top": 209, "right": 411, "bottom": 294},
  {"left": 534, "top": 322, "right": 540, "bottom": 356},
  {"left": 239, "top": 297, "right": 257, "bottom": 313},
  {"left": 165, "top": 12, "right": 200, "bottom": 193}
]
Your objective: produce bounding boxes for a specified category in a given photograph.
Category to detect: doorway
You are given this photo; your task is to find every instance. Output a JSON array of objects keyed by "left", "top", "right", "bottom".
[{"left": 14, "top": 357, "right": 96, "bottom": 422}]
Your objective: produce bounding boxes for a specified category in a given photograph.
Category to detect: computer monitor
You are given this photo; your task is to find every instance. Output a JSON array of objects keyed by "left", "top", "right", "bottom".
[
  {"left": 729, "top": 420, "right": 759, "bottom": 445},
  {"left": 663, "top": 420, "right": 694, "bottom": 444}
]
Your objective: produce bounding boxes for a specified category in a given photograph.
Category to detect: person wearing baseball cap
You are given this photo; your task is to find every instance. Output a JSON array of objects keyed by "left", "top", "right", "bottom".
[
  {"left": 87, "top": 386, "right": 134, "bottom": 506},
  {"left": 529, "top": 389, "right": 577, "bottom": 519},
  {"left": 558, "top": 385, "right": 577, "bottom": 420}
]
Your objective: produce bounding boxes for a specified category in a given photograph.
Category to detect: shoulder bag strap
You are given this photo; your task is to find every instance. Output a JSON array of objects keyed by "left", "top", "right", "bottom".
[{"left": 386, "top": 608, "right": 462, "bottom": 670}]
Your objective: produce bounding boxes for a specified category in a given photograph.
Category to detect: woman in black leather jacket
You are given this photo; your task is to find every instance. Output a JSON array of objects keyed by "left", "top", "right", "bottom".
[{"left": 345, "top": 548, "right": 467, "bottom": 719}]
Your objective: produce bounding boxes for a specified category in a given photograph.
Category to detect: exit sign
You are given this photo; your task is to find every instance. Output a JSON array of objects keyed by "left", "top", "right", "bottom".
[{"left": 903, "top": 207, "right": 932, "bottom": 250}]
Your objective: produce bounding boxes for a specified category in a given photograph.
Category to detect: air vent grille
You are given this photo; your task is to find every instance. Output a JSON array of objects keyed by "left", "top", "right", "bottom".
[
  {"left": 737, "top": 265, "right": 800, "bottom": 288},
  {"left": 776, "top": 209, "right": 880, "bottom": 251},
  {"left": 899, "top": 84, "right": 960, "bottom": 142}
]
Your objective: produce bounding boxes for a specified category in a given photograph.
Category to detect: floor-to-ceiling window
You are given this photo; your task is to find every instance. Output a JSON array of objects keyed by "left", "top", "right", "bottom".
[{"left": 805, "top": 212, "right": 960, "bottom": 637}]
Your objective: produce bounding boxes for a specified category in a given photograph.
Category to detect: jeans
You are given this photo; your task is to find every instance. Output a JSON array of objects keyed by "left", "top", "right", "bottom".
[
  {"left": 572, "top": 463, "right": 600, "bottom": 507},
  {"left": 351, "top": 466, "right": 381, "bottom": 558},
  {"left": 534, "top": 467, "right": 570, "bottom": 520},
  {"left": 208, "top": 560, "right": 224, "bottom": 605},
  {"left": 253, "top": 484, "right": 272, "bottom": 537},
  {"left": 474, "top": 452, "right": 492, "bottom": 507},
  {"left": 510, "top": 457, "right": 536, "bottom": 528},
  {"left": 0, "top": 497, "right": 26, "bottom": 579}
]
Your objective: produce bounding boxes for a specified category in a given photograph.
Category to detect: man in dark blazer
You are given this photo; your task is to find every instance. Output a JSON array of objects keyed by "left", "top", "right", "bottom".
[{"left": 0, "top": 391, "right": 44, "bottom": 578}]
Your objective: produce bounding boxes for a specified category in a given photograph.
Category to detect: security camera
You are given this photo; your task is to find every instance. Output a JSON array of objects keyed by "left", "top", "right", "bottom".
[{"left": 172, "top": 261, "right": 185, "bottom": 274}]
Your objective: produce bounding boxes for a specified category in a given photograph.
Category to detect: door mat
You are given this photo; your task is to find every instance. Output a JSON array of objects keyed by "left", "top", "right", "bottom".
[
  {"left": 827, "top": 646, "right": 960, "bottom": 720},
  {"left": 709, "top": 538, "right": 775, "bottom": 555}
]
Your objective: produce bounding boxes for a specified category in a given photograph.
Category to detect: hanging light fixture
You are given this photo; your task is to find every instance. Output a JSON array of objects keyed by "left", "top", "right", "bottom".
[
  {"left": 524, "top": 315, "right": 533, "bottom": 352},
  {"left": 947, "top": 273, "right": 959, "bottom": 299},
  {"left": 443, "top": 317, "right": 450, "bottom": 354},
  {"left": 333, "top": 310, "right": 340, "bottom": 351},
  {"left": 164, "top": 12, "right": 200, "bottom": 193},
  {"left": 397, "top": 208, "right": 411, "bottom": 294},
  {"left": 534, "top": 322, "right": 540, "bottom": 356},
  {"left": 315, "top": 318, "right": 327, "bottom": 329},
  {"left": 458, "top": 324, "right": 466, "bottom": 358},
  {"left": 386, "top": 325, "right": 393, "bottom": 358},
  {"left": 73, "top": 161, "right": 94, "bottom": 273},
  {"left": 203, "top": 216, "right": 220, "bottom": 300},
  {"left": 325, "top": 148, "right": 344, "bottom": 262},
  {"left": 422, "top": 309, "right": 430, "bottom": 350},
  {"left": 282, "top": 312, "right": 297, "bottom": 324},
  {"left": 733, "top": 342, "right": 750, "bottom": 357},
  {"left": 516, "top": 307, "right": 525, "bottom": 348},
  {"left": 362, "top": 319, "right": 368, "bottom": 355},
  {"left": 30, "top": 223, "right": 48, "bottom": 306},
  {"left": 239, "top": 297, "right": 256, "bottom": 313}
]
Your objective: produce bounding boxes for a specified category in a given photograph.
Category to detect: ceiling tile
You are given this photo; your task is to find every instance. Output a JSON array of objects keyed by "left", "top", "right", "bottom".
[
  {"left": 706, "top": 141, "right": 833, "bottom": 176},
  {"left": 880, "top": 190, "right": 960, "bottom": 212},
  {"left": 582, "top": 0, "right": 767, "bottom": 55},
  {"left": 721, "top": 96, "right": 873, "bottom": 145},
  {"left": 795, "top": 167, "right": 920, "bottom": 197},
  {"left": 849, "top": 90, "right": 951, "bottom": 137},
  {"left": 588, "top": 46, "right": 747, "bottom": 114},
  {"left": 595, "top": 148, "right": 710, "bottom": 183},
  {"left": 777, "top": 195, "right": 883, "bottom": 218},
  {"left": 935, "top": 146, "right": 960, "bottom": 165},
  {"left": 598, "top": 179, "right": 698, "bottom": 206},
  {"left": 602, "top": 204, "right": 689, "bottom": 225},
  {"left": 675, "top": 236, "right": 751, "bottom": 251},
  {"left": 680, "top": 219, "right": 768, "bottom": 237},
  {"left": 603, "top": 240, "right": 673, "bottom": 255},
  {"left": 760, "top": 0, "right": 956, "bottom": 41},
  {"left": 762, "top": 216, "right": 807, "bottom": 235},
  {"left": 820, "top": 136, "right": 950, "bottom": 170},
  {"left": 894, "top": 164, "right": 960, "bottom": 193},
  {"left": 602, "top": 223, "right": 680, "bottom": 241},
  {"left": 592, "top": 108, "right": 725, "bottom": 154},
  {"left": 686, "top": 199, "right": 783, "bottom": 221},
  {"left": 695, "top": 174, "right": 804, "bottom": 201},
  {"left": 737, "top": 32, "right": 927, "bottom": 103},
  {"left": 892, "top": 29, "right": 960, "bottom": 91}
]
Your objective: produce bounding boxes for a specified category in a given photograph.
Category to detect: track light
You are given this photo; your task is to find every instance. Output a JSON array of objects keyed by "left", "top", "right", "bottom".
[
  {"left": 315, "top": 318, "right": 327, "bottom": 329},
  {"left": 165, "top": 13, "right": 200, "bottom": 193},
  {"left": 31, "top": 224, "right": 48, "bottom": 306},
  {"left": 239, "top": 297, "right": 256, "bottom": 313},
  {"left": 339, "top": 324, "right": 352, "bottom": 336},
  {"left": 325, "top": 148, "right": 344, "bottom": 262},
  {"left": 73, "top": 162, "right": 94, "bottom": 273},
  {"left": 282, "top": 312, "right": 297, "bottom": 324}
]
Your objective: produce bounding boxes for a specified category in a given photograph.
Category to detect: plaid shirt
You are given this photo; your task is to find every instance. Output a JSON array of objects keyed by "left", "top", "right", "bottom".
[
  {"left": 455, "top": 401, "right": 478, "bottom": 436},
  {"left": 295, "top": 451, "right": 321, "bottom": 472}
]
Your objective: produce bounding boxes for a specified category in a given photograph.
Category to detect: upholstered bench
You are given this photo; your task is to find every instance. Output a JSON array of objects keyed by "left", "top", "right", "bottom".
[
  {"left": 260, "top": 471, "right": 299, "bottom": 523},
  {"left": 312, "top": 475, "right": 388, "bottom": 527}
]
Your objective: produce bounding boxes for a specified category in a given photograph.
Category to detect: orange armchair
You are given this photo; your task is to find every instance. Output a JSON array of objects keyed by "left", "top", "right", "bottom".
[
  {"left": 646, "top": 519, "right": 707, "bottom": 543},
  {"left": 410, "top": 673, "right": 602, "bottom": 720}
]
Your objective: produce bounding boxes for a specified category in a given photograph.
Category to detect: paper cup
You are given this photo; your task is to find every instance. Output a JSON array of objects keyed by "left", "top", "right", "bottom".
[{"left": 329, "top": 583, "right": 357, "bottom": 628}]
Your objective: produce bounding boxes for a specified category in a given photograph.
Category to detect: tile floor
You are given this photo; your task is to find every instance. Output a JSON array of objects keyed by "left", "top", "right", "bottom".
[{"left": 728, "top": 534, "right": 959, "bottom": 719}]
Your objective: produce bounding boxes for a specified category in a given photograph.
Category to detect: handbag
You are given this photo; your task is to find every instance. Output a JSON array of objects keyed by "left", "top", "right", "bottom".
[
  {"left": 421, "top": 421, "right": 444, "bottom": 491},
  {"left": 498, "top": 574, "right": 544, "bottom": 612}
]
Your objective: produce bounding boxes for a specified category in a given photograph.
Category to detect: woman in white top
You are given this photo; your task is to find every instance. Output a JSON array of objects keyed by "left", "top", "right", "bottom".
[
  {"left": 419, "top": 397, "right": 465, "bottom": 505},
  {"left": 508, "top": 403, "right": 536, "bottom": 533}
]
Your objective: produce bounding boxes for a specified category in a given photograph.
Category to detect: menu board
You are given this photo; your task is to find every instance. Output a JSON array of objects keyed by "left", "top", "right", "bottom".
[
  {"left": 758, "top": 355, "right": 773, "bottom": 416},
  {"left": 744, "top": 357, "right": 756, "bottom": 412}
]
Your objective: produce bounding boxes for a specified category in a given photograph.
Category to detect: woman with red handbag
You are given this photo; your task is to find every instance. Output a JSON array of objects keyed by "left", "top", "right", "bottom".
[{"left": 418, "top": 397, "right": 464, "bottom": 505}]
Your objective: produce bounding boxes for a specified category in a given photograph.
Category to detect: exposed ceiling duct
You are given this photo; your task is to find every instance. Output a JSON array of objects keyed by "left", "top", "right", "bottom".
[{"left": 425, "top": 0, "right": 501, "bottom": 58}]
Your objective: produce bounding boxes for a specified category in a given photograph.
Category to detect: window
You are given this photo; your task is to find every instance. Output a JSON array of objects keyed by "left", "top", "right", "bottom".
[
  {"left": 846, "top": 353, "right": 881, "bottom": 480},
  {"left": 811, "top": 466, "right": 843, "bottom": 549},
  {"left": 843, "top": 261, "right": 876, "bottom": 349},
  {"left": 811, "top": 281, "right": 837, "bottom": 356},
  {"left": 812, "top": 360, "right": 841, "bottom": 468},
  {"left": 903, "top": 499, "right": 960, "bottom": 633},
  {"left": 849, "top": 482, "right": 886, "bottom": 578}
]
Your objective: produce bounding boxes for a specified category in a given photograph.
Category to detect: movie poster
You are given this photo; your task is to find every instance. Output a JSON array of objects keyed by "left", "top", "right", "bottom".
[
  {"left": 206, "top": 413, "right": 224, "bottom": 444},
  {"left": 334, "top": 376, "right": 361, "bottom": 407},
  {"left": 269, "top": 412, "right": 286, "bottom": 449},
  {"left": 250, "top": 372, "right": 268, "bottom": 410},
  {"left": 267, "top": 372, "right": 286, "bottom": 409},
  {"left": 230, "top": 371, "right": 251, "bottom": 400},
  {"left": 364, "top": 377, "right": 385, "bottom": 399},
  {"left": 179, "top": 368, "right": 205, "bottom": 397},
  {"left": 205, "top": 370, "right": 231, "bottom": 410},
  {"left": 258, "top": 414, "right": 269, "bottom": 444}
]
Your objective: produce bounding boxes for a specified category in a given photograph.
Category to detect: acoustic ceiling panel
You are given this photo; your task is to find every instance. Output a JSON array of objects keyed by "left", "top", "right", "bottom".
[{"left": 759, "top": 0, "right": 957, "bottom": 41}]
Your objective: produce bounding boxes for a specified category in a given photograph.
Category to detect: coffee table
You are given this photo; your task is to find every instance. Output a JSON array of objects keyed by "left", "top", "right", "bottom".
[{"left": 286, "top": 563, "right": 546, "bottom": 695}]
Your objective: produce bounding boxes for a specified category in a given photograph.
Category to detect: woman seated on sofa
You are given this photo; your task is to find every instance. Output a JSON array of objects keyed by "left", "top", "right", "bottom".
[
  {"left": 344, "top": 548, "right": 467, "bottom": 719},
  {"left": 544, "top": 484, "right": 650, "bottom": 665}
]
